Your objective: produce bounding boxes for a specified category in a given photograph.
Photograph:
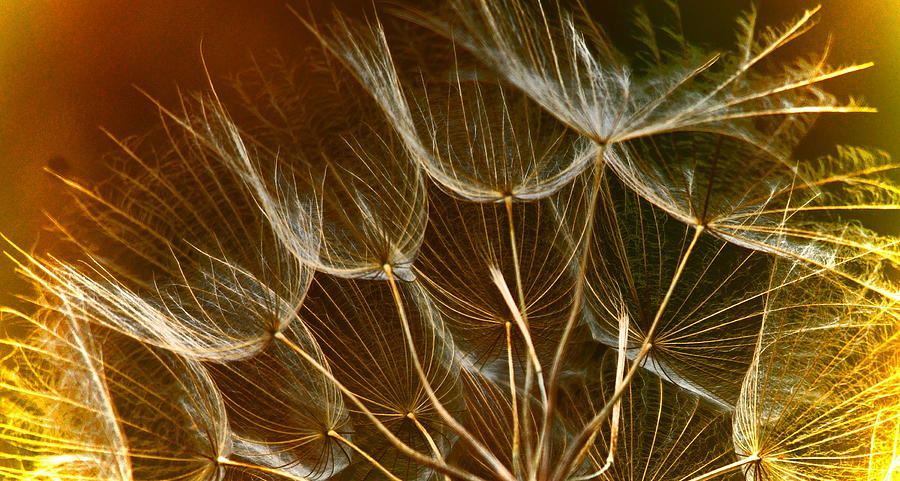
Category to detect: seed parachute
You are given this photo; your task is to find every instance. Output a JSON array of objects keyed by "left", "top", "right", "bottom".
[{"left": 1, "top": 1, "right": 898, "bottom": 481}]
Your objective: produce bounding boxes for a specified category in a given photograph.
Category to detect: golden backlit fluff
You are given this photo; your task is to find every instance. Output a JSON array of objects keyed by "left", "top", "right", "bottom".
[{"left": 1, "top": 1, "right": 898, "bottom": 481}]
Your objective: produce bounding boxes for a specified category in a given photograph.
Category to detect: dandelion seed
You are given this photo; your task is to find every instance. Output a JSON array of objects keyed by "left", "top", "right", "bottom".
[
  {"left": 1, "top": 1, "right": 896, "bottom": 481},
  {"left": 405, "top": 0, "right": 898, "bottom": 299},
  {"left": 733, "top": 266, "right": 900, "bottom": 481},
  {"left": 0, "top": 309, "right": 231, "bottom": 481}
]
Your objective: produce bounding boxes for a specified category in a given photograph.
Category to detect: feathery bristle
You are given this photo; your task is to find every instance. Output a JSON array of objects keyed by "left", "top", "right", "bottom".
[{"left": 2, "top": 2, "right": 897, "bottom": 481}]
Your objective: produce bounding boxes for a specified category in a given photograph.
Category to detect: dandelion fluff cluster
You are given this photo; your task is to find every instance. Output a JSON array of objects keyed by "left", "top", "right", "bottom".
[{"left": 1, "top": 1, "right": 898, "bottom": 481}]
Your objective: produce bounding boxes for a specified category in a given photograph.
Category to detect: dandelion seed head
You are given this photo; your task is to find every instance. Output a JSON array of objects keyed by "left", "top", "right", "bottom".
[{"left": 1, "top": 1, "right": 897, "bottom": 481}]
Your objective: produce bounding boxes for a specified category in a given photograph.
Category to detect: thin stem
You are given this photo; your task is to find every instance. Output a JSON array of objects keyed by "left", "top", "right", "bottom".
[
  {"left": 384, "top": 265, "right": 518, "bottom": 481},
  {"left": 608, "top": 313, "right": 629, "bottom": 463},
  {"left": 679, "top": 455, "right": 761, "bottom": 481},
  {"left": 504, "top": 195, "right": 529, "bottom": 332},
  {"left": 272, "top": 331, "right": 484, "bottom": 481},
  {"left": 643, "top": 224, "right": 705, "bottom": 343},
  {"left": 217, "top": 456, "right": 312, "bottom": 481},
  {"left": 506, "top": 321, "right": 523, "bottom": 480},
  {"left": 406, "top": 413, "right": 444, "bottom": 461},
  {"left": 539, "top": 147, "right": 605, "bottom": 479},
  {"left": 551, "top": 343, "right": 653, "bottom": 481},
  {"left": 552, "top": 225, "right": 706, "bottom": 481},
  {"left": 504, "top": 194, "right": 541, "bottom": 480},
  {"left": 567, "top": 458, "right": 611, "bottom": 481},
  {"left": 489, "top": 265, "right": 548, "bottom": 404},
  {"left": 328, "top": 430, "right": 402, "bottom": 481},
  {"left": 699, "top": 136, "right": 723, "bottom": 224},
  {"left": 407, "top": 413, "right": 453, "bottom": 481},
  {"left": 571, "top": 313, "right": 630, "bottom": 481}
]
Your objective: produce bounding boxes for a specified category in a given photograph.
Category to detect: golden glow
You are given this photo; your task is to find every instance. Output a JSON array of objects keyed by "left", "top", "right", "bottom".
[{"left": 0, "top": 1, "right": 897, "bottom": 481}]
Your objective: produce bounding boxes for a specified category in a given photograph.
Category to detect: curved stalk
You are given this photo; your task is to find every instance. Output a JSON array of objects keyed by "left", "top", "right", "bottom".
[
  {"left": 538, "top": 147, "right": 606, "bottom": 478},
  {"left": 679, "top": 455, "right": 761, "bottom": 481},
  {"left": 551, "top": 225, "right": 706, "bottom": 481},
  {"left": 503, "top": 193, "right": 545, "bottom": 480},
  {"left": 569, "top": 312, "right": 631, "bottom": 481},
  {"left": 489, "top": 266, "right": 547, "bottom": 404},
  {"left": 217, "top": 456, "right": 312, "bottom": 481},
  {"left": 272, "top": 331, "right": 485, "bottom": 481},
  {"left": 328, "top": 430, "right": 402, "bottom": 481},
  {"left": 384, "top": 265, "right": 518, "bottom": 481},
  {"left": 506, "top": 321, "right": 523, "bottom": 480},
  {"left": 407, "top": 413, "right": 452, "bottom": 481}
]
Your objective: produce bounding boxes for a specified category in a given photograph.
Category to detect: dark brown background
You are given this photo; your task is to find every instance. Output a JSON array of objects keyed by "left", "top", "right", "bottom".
[{"left": 1, "top": 0, "right": 897, "bottom": 306}]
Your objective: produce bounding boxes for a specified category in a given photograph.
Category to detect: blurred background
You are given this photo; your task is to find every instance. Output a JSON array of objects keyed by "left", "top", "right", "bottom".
[{"left": 0, "top": 0, "right": 897, "bottom": 306}]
